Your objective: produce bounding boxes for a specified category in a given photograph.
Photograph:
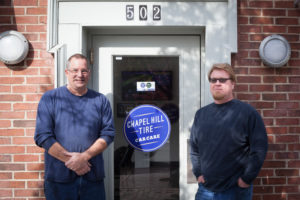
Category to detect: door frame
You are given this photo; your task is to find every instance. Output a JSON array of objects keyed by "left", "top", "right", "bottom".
[{"left": 93, "top": 35, "right": 201, "bottom": 199}]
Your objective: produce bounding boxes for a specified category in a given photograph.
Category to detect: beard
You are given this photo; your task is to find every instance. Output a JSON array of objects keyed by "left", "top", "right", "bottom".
[{"left": 212, "top": 92, "right": 225, "bottom": 100}]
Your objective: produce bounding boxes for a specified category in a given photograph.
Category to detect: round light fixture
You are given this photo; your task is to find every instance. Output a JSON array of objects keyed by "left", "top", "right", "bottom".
[
  {"left": 0, "top": 30, "right": 29, "bottom": 65},
  {"left": 259, "top": 34, "right": 291, "bottom": 68}
]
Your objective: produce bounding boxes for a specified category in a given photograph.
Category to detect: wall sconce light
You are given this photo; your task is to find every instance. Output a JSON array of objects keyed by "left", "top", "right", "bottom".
[
  {"left": 259, "top": 34, "right": 291, "bottom": 68},
  {"left": 0, "top": 30, "right": 29, "bottom": 65}
]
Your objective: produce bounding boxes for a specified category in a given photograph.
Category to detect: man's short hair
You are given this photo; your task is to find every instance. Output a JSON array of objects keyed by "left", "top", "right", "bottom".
[
  {"left": 67, "top": 53, "right": 89, "bottom": 69},
  {"left": 208, "top": 63, "right": 236, "bottom": 82}
]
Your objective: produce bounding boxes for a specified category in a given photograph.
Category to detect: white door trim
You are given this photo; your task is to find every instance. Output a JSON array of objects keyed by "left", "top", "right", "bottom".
[{"left": 94, "top": 35, "right": 200, "bottom": 200}]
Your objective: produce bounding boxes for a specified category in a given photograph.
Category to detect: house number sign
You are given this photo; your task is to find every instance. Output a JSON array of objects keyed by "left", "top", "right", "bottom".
[{"left": 126, "top": 5, "right": 161, "bottom": 21}]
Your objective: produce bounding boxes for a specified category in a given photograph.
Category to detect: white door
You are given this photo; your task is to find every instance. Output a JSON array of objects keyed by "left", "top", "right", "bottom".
[{"left": 93, "top": 35, "right": 200, "bottom": 200}]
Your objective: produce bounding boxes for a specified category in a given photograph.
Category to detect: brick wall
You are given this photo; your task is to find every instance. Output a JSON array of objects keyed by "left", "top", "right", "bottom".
[
  {"left": 233, "top": 0, "right": 300, "bottom": 200},
  {"left": 0, "top": 0, "right": 53, "bottom": 199},
  {"left": 0, "top": 0, "right": 299, "bottom": 199}
]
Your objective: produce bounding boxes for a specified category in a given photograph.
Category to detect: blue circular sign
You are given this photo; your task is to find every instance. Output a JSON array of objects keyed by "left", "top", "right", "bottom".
[{"left": 123, "top": 105, "right": 171, "bottom": 152}]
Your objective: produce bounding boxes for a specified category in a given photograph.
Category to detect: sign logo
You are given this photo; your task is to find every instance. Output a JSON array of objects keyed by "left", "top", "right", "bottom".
[{"left": 123, "top": 105, "right": 171, "bottom": 152}]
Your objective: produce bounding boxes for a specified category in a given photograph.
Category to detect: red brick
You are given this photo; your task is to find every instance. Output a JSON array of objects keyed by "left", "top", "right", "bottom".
[
  {"left": 289, "top": 194, "right": 300, "bottom": 200},
  {"left": 39, "top": 0, "right": 48, "bottom": 6},
  {"left": 0, "top": 77, "right": 24, "bottom": 84},
  {"left": 15, "top": 189, "right": 40, "bottom": 197},
  {"left": 0, "top": 189, "right": 12, "bottom": 198},
  {"left": 0, "top": 164, "right": 25, "bottom": 171},
  {"left": 13, "top": 103, "right": 38, "bottom": 111},
  {"left": 275, "top": 1, "right": 295, "bottom": 8},
  {"left": 14, "top": 154, "right": 39, "bottom": 162},
  {"left": 14, "top": 172, "right": 39, "bottom": 179},
  {"left": 0, "top": 129, "right": 24, "bottom": 136},
  {"left": 263, "top": 26, "right": 287, "bottom": 33},
  {"left": 276, "top": 118, "right": 299, "bottom": 126},
  {"left": 276, "top": 18, "right": 299, "bottom": 25},
  {"left": 0, "top": 120, "right": 11, "bottom": 127},
  {"left": 13, "top": 16, "right": 38, "bottom": 24},
  {"left": 29, "top": 42, "right": 47, "bottom": 50},
  {"left": 262, "top": 93, "right": 286, "bottom": 101},
  {"left": 0, "top": 7, "right": 25, "bottom": 15},
  {"left": 26, "top": 25, "right": 47, "bottom": 32},
  {"left": 276, "top": 85, "right": 300, "bottom": 92},
  {"left": 0, "top": 85, "right": 11, "bottom": 93},
  {"left": 13, "top": 0, "right": 38, "bottom": 6},
  {"left": 237, "top": 93, "right": 260, "bottom": 100},
  {"left": 239, "top": 8, "right": 262, "bottom": 16},
  {"left": 263, "top": 110, "right": 287, "bottom": 117},
  {"left": 26, "top": 7, "right": 47, "bottom": 15},
  {"left": 239, "top": 25, "right": 262, "bottom": 33},
  {"left": 262, "top": 161, "right": 286, "bottom": 168},
  {"left": 27, "top": 77, "right": 53, "bottom": 84},
  {"left": 288, "top": 110, "right": 300, "bottom": 117},
  {"left": 268, "top": 144, "right": 286, "bottom": 151},
  {"left": 237, "top": 76, "right": 261, "bottom": 83},
  {"left": 275, "top": 152, "right": 298, "bottom": 159},
  {"left": 249, "top": 101, "right": 274, "bottom": 109},
  {"left": 263, "top": 76, "right": 287, "bottom": 83},
  {"left": 0, "top": 172, "right": 12, "bottom": 179},
  {"left": 262, "top": 9, "right": 286, "bottom": 16},
  {"left": 12, "top": 68, "right": 39, "bottom": 75},
  {"left": 258, "top": 169, "right": 274, "bottom": 177},
  {"left": 0, "top": 95, "right": 23, "bottom": 101},
  {"left": 276, "top": 135, "right": 299, "bottom": 143},
  {"left": 250, "top": 17, "right": 273, "bottom": 24},
  {"left": 0, "top": 25, "right": 25, "bottom": 32},
  {"left": 276, "top": 102, "right": 299, "bottom": 109},
  {"left": 0, "top": 0, "right": 12, "bottom": 6},
  {"left": 26, "top": 146, "right": 44, "bottom": 154},
  {"left": 0, "top": 111, "right": 25, "bottom": 119},
  {"left": 0, "top": 181, "right": 25, "bottom": 189},
  {"left": 0, "top": 138, "right": 10, "bottom": 145},
  {"left": 250, "top": 85, "right": 273, "bottom": 92},
  {"left": 13, "top": 120, "right": 36, "bottom": 128},
  {"left": 288, "top": 10, "right": 300, "bottom": 17},
  {"left": 275, "top": 169, "right": 299, "bottom": 176},
  {"left": 0, "top": 155, "right": 11, "bottom": 162},
  {"left": 27, "top": 180, "right": 43, "bottom": 188},
  {"left": 262, "top": 177, "right": 286, "bottom": 185},
  {"left": 13, "top": 86, "right": 38, "bottom": 93},
  {"left": 27, "top": 111, "right": 37, "bottom": 119},
  {"left": 266, "top": 127, "right": 287, "bottom": 134},
  {"left": 262, "top": 194, "right": 286, "bottom": 200},
  {"left": 289, "top": 144, "right": 300, "bottom": 151},
  {"left": 289, "top": 127, "right": 300, "bottom": 133},
  {"left": 25, "top": 94, "right": 42, "bottom": 102},
  {"left": 288, "top": 177, "right": 300, "bottom": 184},
  {"left": 288, "top": 160, "right": 300, "bottom": 168},
  {"left": 27, "top": 163, "right": 44, "bottom": 171},
  {"left": 0, "top": 16, "right": 11, "bottom": 24},
  {"left": 253, "top": 186, "right": 273, "bottom": 193},
  {"left": 0, "top": 146, "right": 24, "bottom": 154},
  {"left": 249, "top": 1, "right": 273, "bottom": 8}
]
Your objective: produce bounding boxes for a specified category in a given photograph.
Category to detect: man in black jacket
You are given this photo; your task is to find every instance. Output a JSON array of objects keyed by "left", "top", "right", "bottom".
[{"left": 190, "top": 63, "right": 268, "bottom": 200}]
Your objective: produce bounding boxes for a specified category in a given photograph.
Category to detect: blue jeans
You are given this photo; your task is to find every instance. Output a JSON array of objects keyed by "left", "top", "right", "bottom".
[
  {"left": 44, "top": 177, "right": 106, "bottom": 200},
  {"left": 195, "top": 183, "right": 253, "bottom": 200}
]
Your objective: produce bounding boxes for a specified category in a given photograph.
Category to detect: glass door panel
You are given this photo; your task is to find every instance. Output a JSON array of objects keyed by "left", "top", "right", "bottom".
[{"left": 113, "top": 56, "right": 179, "bottom": 200}]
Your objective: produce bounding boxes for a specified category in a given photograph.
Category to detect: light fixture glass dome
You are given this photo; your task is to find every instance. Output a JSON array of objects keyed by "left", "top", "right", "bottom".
[{"left": 0, "top": 30, "right": 29, "bottom": 65}]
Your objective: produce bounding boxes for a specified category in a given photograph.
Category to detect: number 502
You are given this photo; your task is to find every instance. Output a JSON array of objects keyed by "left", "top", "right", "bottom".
[{"left": 126, "top": 5, "right": 161, "bottom": 21}]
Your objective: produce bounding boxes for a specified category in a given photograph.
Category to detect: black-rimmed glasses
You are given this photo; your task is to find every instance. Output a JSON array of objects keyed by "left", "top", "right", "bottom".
[{"left": 209, "top": 78, "right": 232, "bottom": 83}]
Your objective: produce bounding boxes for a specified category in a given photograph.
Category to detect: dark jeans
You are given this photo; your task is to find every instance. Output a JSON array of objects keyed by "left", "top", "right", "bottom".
[
  {"left": 44, "top": 177, "right": 106, "bottom": 200},
  {"left": 195, "top": 183, "right": 253, "bottom": 200}
]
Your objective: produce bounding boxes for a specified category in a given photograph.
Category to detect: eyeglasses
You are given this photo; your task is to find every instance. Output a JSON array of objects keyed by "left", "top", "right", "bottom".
[
  {"left": 209, "top": 78, "right": 232, "bottom": 83},
  {"left": 68, "top": 69, "right": 90, "bottom": 75}
]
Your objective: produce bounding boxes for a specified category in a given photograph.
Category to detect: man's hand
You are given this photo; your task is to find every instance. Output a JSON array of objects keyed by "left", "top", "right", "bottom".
[
  {"left": 238, "top": 177, "right": 250, "bottom": 188},
  {"left": 197, "top": 175, "right": 205, "bottom": 183},
  {"left": 64, "top": 152, "right": 91, "bottom": 176}
]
